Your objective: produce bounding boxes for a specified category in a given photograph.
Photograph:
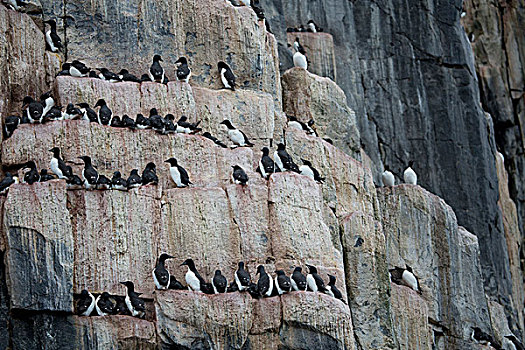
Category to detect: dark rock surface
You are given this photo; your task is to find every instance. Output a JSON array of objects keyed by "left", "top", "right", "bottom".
[{"left": 264, "top": 0, "right": 519, "bottom": 333}]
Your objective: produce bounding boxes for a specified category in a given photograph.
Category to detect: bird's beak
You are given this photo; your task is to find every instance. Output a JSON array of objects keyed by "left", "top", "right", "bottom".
[
  {"left": 180, "top": 262, "right": 187, "bottom": 266},
  {"left": 167, "top": 255, "right": 175, "bottom": 259}
]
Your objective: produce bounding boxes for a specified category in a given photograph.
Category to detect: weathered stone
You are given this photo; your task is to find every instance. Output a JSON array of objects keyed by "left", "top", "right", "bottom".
[
  {"left": 3, "top": 181, "right": 73, "bottom": 311},
  {"left": 341, "top": 212, "right": 394, "bottom": 350},
  {"left": 74, "top": 316, "right": 157, "bottom": 350},
  {"left": 10, "top": 313, "right": 77, "bottom": 350},
  {"left": 281, "top": 68, "right": 360, "bottom": 159},
  {"left": 69, "top": 186, "right": 160, "bottom": 298},
  {"left": 286, "top": 32, "right": 337, "bottom": 81}
]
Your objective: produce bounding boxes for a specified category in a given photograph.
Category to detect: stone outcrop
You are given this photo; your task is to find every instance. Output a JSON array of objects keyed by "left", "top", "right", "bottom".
[{"left": 286, "top": 32, "right": 337, "bottom": 81}]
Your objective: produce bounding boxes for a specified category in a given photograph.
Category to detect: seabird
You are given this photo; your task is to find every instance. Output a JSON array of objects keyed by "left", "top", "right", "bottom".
[
  {"left": 306, "top": 264, "right": 327, "bottom": 292},
  {"left": 403, "top": 161, "right": 417, "bottom": 185},
  {"left": 3, "top": 0, "right": 27, "bottom": 11},
  {"left": 88, "top": 70, "right": 98, "bottom": 78},
  {"left": 111, "top": 171, "right": 128, "bottom": 191},
  {"left": 290, "top": 267, "right": 307, "bottom": 291},
  {"left": 40, "top": 92, "right": 55, "bottom": 117},
  {"left": 257, "top": 147, "right": 280, "bottom": 180},
  {"left": 57, "top": 62, "right": 71, "bottom": 76},
  {"left": 307, "top": 20, "right": 318, "bottom": 33},
  {"left": 250, "top": 0, "right": 265, "bottom": 20},
  {"left": 22, "top": 96, "right": 43, "bottom": 124},
  {"left": 49, "top": 147, "right": 72, "bottom": 179},
  {"left": 326, "top": 274, "right": 344, "bottom": 301},
  {"left": 175, "top": 57, "right": 191, "bottom": 83},
  {"left": 23, "top": 161, "right": 40, "bottom": 184},
  {"left": 274, "top": 270, "right": 291, "bottom": 295},
  {"left": 176, "top": 116, "right": 201, "bottom": 134},
  {"left": 256, "top": 265, "right": 273, "bottom": 297},
  {"left": 4, "top": 115, "right": 20, "bottom": 138},
  {"left": 118, "top": 69, "right": 141, "bottom": 83},
  {"left": 212, "top": 270, "right": 227, "bottom": 294},
  {"left": 97, "top": 68, "right": 121, "bottom": 82},
  {"left": 505, "top": 335, "right": 524, "bottom": 350},
  {"left": 77, "top": 103, "right": 98, "bottom": 123},
  {"left": 127, "top": 169, "right": 142, "bottom": 189},
  {"left": 470, "top": 327, "right": 500, "bottom": 348},
  {"left": 77, "top": 290, "right": 96, "bottom": 316},
  {"left": 149, "top": 55, "right": 165, "bottom": 83},
  {"left": 43, "top": 106, "right": 63, "bottom": 122},
  {"left": 153, "top": 253, "right": 174, "bottom": 290},
  {"left": 135, "top": 113, "right": 150, "bottom": 129},
  {"left": 120, "top": 281, "right": 145, "bottom": 318},
  {"left": 287, "top": 116, "right": 311, "bottom": 133},
  {"left": 95, "top": 292, "right": 114, "bottom": 316},
  {"left": 62, "top": 103, "right": 82, "bottom": 120},
  {"left": 78, "top": 156, "right": 99, "bottom": 190},
  {"left": 168, "top": 275, "right": 185, "bottom": 290},
  {"left": 232, "top": 165, "right": 248, "bottom": 185},
  {"left": 217, "top": 61, "right": 236, "bottom": 91},
  {"left": 140, "top": 74, "right": 151, "bottom": 82},
  {"left": 165, "top": 158, "right": 192, "bottom": 188},
  {"left": 110, "top": 116, "right": 122, "bottom": 128},
  {"left": 39, "top": 169, "right": 55, "bottom": 182},
  {"left": 94, "top": 99, "right": 112, "bottom": 125},
  {"left": 220, "top": 120, "right": 254, "bottom": 147},
  {"left": 181, "top": 258, "right": 206, "bottom": 292},
  {"left": 142, "top": 162, "right": 158, "bottom": 185},
  {"left": 70, "top": 60, "right": 90, "bottom": 77},
  {"left": 66, "top": 174, "right": 83, "bottom": 190},
  {"left": 299, "top": 159, "right": 325, "bottom": 183},
  {"left": 96, "top": 174, "right": 112, "bottom": 190},
  {"left": 121, "top": 115, "right": 136, "bottom": 129},
  {"left": 389, "top": 265, "right": 420, "bottom": 293},
  {"left": 149, "top": 108, "right": 165, "bottom": 133},
  {"left": 292, "top": 38, "right": 308, "bottom": 70},
  {"left": 382, "top": 169, "right": 395, "bottom": 187},
  {"left": 43, "top": 19, "right": 62, "bottom": 52},
  {"left": 0, "top": 173, "right": 18, "bottom": 194},
  {"left": 202, "top": 132, "right": 227, "bottom": 148},
  {"left": 227, "top": 281, "right": 239, "bottom": 293},
  {"left": 112, "top": 295, "right": 131, "bottom": 316},
  {"left": 274, "top": 143, "right": 300, "bottom": 172},
  {"left": 235, "top": 261, "right": 251, "bottom": 291}
]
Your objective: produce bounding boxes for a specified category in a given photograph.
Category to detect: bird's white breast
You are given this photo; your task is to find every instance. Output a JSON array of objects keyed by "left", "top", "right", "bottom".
[
  {"left": 50, "top": 158, "right": 63, "bottom": 178},
  {"left": 306, "top": 274, "right": 317, "bottom": 292},
  {"left": 299, "top": 165, "right": 315, "bottom": 180},
  {"left": 170, "top": 166, "right": 182, "bottom": 187},
  {"left": 185, "top": 270, "right": 201, "bottom": 291},
  {"left": 382, "top": 171, "right": 395, "bottom": 187},
  {"left": 293, "top": 52, "right": 308, "bottom": 70},
  {"left": 403, "top": 167, "right": 417, "bottom": 185},
  {"left": 402, "top": 270, "right": 418, "bottom": 291}
]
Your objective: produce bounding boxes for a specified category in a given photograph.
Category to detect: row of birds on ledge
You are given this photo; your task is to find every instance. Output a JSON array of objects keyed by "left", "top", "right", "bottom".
[{"left": 76, "top": 257, "right": 346, "bottom": 318}]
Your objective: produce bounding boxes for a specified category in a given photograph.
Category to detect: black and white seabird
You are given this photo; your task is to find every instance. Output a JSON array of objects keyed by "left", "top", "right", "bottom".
[
  {"left": 290, "top": 267, "right": 307, "bottom": 291},
  {"left": 77, "top": 289, "right": 96, "bottom": 316},
  {"left": 66, "top": 173, "right": 83, "bottom": 190},
  {"left": 88, "top": 70, "right": 98, "bottom": 78},
  {"left": 307, "top": 20, "right": 319, "bottom": 33},
  {"left": 121, "top": 115, "right": 136, "bottom": 129},
  {"left": 165, "top": 158, "right": 192, "bottom": 188},
  {"left": 175, "top": 57, "right": 191, "bottom": 83},
  {"left": 95, "top": 292, "right": 114, "bottom": 316},
  {"left": 77, "top": 103, "right": 98, "bottom": 123},
  {"left": 70, "top": 60, "right": 90, "bottom": 77},
  {"left": 94, "top": 99, "right": 112, "bottom": 125},
  {"left": 220, "top": 120, "right": 254, "bottom": 147},
  {"left": 63, "top": 103, "right": 82, "bottom": 120},
  {"left": 96, "top": 174, "right": 112, "bottom": 190},
  {"left": 149, "top": 55, "right": 165, "bottom": 83},
  {"left": 212, "top": 270, "right": 227, "bottom": 294},
  {"left": 110, "top": 116, "right": 122, "bottom": 128},
  {"left": 4, "top": 115, "right": 20, "bottom": 138},
  {"left": 78, "top": 156, "right": 99, "bottom": 190},
  {"left": 287, "top": 116, "right": 314, "bottom": 135},
  {"left": 135, "top": 113, "right": 150, "bottom": 129},
  {"left": 118, "top": 69, "right": 141, "bottom": 83},
  {"left": 22, "top": 96, "right": 43, "bottom": 124},
  {"left": 3, "top": 0, "right": 27, "bottom": 11},
  {"left": 97, "top": 68, "right": 121, "bottom": 83},
  {"left": 149, "top": 108, "right": 165, "bottom": 133},
  {"left": 181, "top": 258, "right": 206, "bottom": 292},
  {"left": 232, "top": 165, "right": 248, "bottom": 185},
  {"left": 257, "top": 147, "right": 279, "bottom": 179},
  {"left": 162, "top": 114, "right": 176, "bottom": 134},
  {"left": 39, "top": 169, "right": 55, "bottom": 182},
  {"left": 382, "top": 169, "right": 395, "bottom": 187},
  {"left": 153, "top": 253, "right": 175, "bottom": 290},
  {"left": 299, "top": 159, "right": 325, "bottom": 183},
  {"left": 202, "top": 132, "right": 227, "bottom": 148},
  {"left": 120, "top": 281, "right": 145, "bottom": 318},
  {"left": 168, "top": 275, "right": 185, "bottom": 290},
  {"left": 256, "top": 265, "right": 273, "bottom": 297},
  {"left": 112, "top": 295, "right": 131, "bottom": 316},
  {"left": 142, "top": 162, "right": 158, "bottom": 186},
  {"left": 389, "top": 265, "right": 420, "bottom": 293},
  {"left": 0, "top": 173, "right": 18, "bottom": 194},
  {"left": 49, "top": 147, "right": 72, "bottom": 179},
  {"left": 127, "top": 169, "right": 142, "bottom": 189},
  {"left": 403, "top": 161, "right": 417, "bottom": 185},
  {"left": 292, "top": 38, "right": 308, "bottom": 70},
  {"left": 43, "top": 106, "right": 63, "bottom": 122},
  {"left": 176, "top": 116, "right": 201, "bottom": 134},
  {"left": 470, "top": 327, "right": 500, "bottom": 348},
  {"left": 274, "top": 270, "right": 291, "bottom": 295},
  {"left": 40, "top": 92, "right": 55, "bottom": 117},
  {"left": 274, "top": 143, "right": 300, "bottom": 173},
  {"left": 23, "top": 161, "right": 40, "bottom": 184},
  {"left": 326, "top": 274, "right": 344, "bottom": 301},
  {"left": 306, "top": 264, "right": 327, "bottom": 293},
  {"left": 43, "top": 19, "right": 63, "bottom": 52},
  {"left": 504, "top": 335, "right": 524, "bottom": 350},
  {"left": 217, "top": 61, "right": 236, "bottom": 91},
  {"left": 250, "top": 0, "right": 265, "bottom": 20},
  {"left": 111, "top": 171, "right": 128, "bottom": 191},
  {"left": 235, "top": 261, "right": 251, "bottom": 291},
  {"left": 140, "top": 74, "right": 151, "bottom": 82}
]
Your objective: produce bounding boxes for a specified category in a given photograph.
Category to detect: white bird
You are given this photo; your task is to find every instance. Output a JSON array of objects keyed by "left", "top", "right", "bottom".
[
  {"left": 403, "top": 161, "right": 417, "bottom": 185},
  {"left": 382, "top": 170, "right": 395, "bottom": 187}
]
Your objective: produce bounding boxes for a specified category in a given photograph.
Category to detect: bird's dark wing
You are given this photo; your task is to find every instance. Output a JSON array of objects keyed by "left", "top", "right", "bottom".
[{"left": 178, "top": 166, "right": 192, "bottom": 185}]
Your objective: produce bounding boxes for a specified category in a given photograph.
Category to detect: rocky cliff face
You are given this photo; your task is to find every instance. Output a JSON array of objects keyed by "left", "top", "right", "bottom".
[{"left": 0, "top": 0, "right": 523, "bottom": 349}]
